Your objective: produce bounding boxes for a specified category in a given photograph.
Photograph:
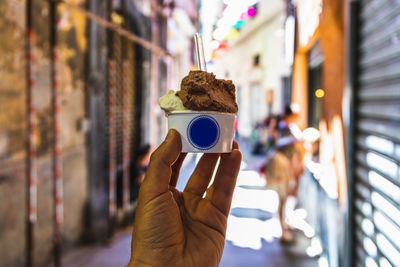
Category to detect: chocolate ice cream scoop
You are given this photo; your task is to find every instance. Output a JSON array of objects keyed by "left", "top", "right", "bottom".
[{"left": 176, "top": 70, "right": 238, "bottom": 114}]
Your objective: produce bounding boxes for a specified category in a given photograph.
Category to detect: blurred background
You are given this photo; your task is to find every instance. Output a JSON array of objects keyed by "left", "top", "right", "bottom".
[{"left": 1, "top": 0, "right": 400, "bottom": 266}]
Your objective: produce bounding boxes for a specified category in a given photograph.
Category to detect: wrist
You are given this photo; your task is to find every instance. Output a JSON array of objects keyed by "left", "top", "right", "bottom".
[{"left": 128, "top": 258, "right": 155, "bottom": 267}]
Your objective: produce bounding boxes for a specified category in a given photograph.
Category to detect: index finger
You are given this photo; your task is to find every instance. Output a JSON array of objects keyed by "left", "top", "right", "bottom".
[
  {"left": 139, "top": 129, "right": 181, "bottom": 203},
  {"left": 169, "top": 153, "right": 187, "bottom": 187}
]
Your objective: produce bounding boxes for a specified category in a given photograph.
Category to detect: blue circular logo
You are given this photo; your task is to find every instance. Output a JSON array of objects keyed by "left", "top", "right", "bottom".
[{"left": 187, "top": 115, "right": 220, "bottom": 150}]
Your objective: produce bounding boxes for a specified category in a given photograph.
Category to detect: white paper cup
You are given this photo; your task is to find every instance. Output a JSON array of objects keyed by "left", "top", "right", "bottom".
[{"left": 167, "top": 111, "right": 236, "bottom": 153}]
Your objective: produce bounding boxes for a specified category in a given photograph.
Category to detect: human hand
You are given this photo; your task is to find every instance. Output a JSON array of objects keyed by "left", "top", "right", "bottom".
[{"left": 128, "top": 129, "right": 242, "bottom": 267}]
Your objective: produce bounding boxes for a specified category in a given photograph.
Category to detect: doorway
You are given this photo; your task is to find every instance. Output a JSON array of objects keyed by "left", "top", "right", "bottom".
[{"left": 308, "top": 64, "right": 323, "bottom": 129}]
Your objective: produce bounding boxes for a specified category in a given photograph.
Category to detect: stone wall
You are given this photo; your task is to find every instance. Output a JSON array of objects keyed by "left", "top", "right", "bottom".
[{"left": 0, "top": 0, "right": 88, "bottom": 266}]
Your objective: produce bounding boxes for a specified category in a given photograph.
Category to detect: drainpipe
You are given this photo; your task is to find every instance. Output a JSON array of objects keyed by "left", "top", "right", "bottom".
[
  {"left": 50, "top": 1, "right": 63, "bottom": 266},
  {"left": 26, "top": 0, "right": 37, "bottom": 266},
  {"left": 107, "top": 0, "right": 117, "bottom": 236},
  {"left": 121, "top": 0, "right": 131, "bottom": 218}
]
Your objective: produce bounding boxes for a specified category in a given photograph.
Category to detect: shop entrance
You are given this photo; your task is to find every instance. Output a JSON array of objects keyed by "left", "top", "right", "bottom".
[
  {"left": 307, "top": 42, "right": 323, "bottom": 129},
  {"left": 307, "top": 64, "right": 323, "bottom": 129}
]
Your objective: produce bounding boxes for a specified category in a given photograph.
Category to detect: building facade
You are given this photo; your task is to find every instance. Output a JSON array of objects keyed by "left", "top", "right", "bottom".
[
  {"left": 292, "top": 0, "right": 400, "bottom": 266},
  {"left": 0, "top": 0, "right": 196, "bottom": 266},
  {"left": 207, "top": 0, "right": 288, "bottom": 138}
]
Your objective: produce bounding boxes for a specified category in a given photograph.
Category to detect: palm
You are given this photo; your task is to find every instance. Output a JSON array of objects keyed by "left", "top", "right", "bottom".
[{"left": 130, "top": 130, "right": 241, "bottom": 267}]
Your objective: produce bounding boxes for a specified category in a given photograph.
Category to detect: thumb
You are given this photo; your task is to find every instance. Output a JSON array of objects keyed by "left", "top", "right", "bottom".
[{"left": 139, "top": 129, "right": 181, "bottom": 203}]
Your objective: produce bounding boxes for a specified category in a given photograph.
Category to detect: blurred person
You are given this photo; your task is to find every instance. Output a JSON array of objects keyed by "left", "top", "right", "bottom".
[
  {"left": 130, "top": 144, "right": 152, "bottom": 202},
  {"left": 261, "top": 138, "right": 306, "bottom": 243},
  {"left": 250, "top": 121, "right": 266, "bottom": 155},
  {"left": 276, "top": 140, "right": 306, "bottom": 196},
  {"left": 262, "top": 150, "right": 292, "bottom": 242},
  {"left": 277, "top": 103, "right": 302, "bottom": 141},
  {"left": 265, "top": 114, "right": 279, "bottom": 152},
  {"left": 251, "top": 114, "right": 279, "bottom": 155},
  {"left": 128, "top": 129, "right": 242, "bottom": 266}
]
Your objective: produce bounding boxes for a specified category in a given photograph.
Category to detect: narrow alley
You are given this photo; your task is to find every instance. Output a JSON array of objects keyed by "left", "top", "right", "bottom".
[
  {"left": 59, "top": 139, "right": 318, "bottom": 267},
  {"left": 1, "top": 0, "right": 400, "bottom": 266}
]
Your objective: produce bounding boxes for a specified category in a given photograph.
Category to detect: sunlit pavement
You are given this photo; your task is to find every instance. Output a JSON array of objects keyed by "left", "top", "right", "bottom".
[
  {"left": 180, "top": 139, "right": 318, "bottom": 267},
  {"left": 217, "top": 140, "right": 318, "bottom": 267},
  {"left": 61, "top": 139, "right": 318, "bottom": 267}
]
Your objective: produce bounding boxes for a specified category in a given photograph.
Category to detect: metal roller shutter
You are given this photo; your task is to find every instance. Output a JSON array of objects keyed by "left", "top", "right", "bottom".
[{"left": 353, "top": 0, "right": 400, "bottom": 266}]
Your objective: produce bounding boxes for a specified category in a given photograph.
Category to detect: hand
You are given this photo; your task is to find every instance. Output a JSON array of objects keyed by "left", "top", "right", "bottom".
[{"left": 128, "top": 129, "right": 242, "bottom": 267}]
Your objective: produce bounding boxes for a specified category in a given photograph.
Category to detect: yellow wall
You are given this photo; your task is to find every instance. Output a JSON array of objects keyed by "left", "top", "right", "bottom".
[
  {"left": 292, "top": 49, "right": 308, "bottom": 130},
  {"left": 292, "top": 0, "right": 347, "bottom": 204}
]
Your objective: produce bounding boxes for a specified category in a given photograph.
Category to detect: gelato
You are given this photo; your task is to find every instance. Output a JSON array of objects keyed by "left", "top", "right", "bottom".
[
  {"left": 159, "top": 70, "right": 237, "bottom": 153},
  {"left": 158, "top": 33, "right": 237, "bottom": 153},
  {"left": 176, "top": 71, "right": 238, "bottom": 113},
  {"left": 158, "top": 90, "right": 188, "bottom": 113}
]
